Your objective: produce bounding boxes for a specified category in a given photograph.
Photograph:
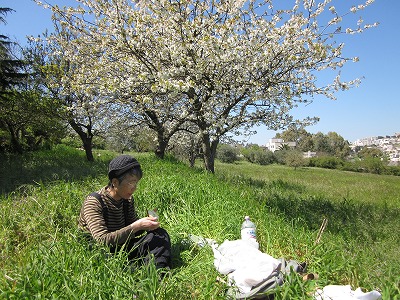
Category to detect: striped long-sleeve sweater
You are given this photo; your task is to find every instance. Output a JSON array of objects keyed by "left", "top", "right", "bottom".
[{"left": 78, "top": 187, "right": 139, "bottom": 246}]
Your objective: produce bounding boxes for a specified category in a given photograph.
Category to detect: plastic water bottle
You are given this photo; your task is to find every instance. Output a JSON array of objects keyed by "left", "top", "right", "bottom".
[{"left": 241, "top": 216, "right": 257, "bottom": 240}]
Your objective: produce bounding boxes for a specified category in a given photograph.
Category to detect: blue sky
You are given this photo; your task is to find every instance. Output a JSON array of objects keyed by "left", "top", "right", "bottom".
[{"left": 1, "top": 0, "right": 399, "bottom": 144}]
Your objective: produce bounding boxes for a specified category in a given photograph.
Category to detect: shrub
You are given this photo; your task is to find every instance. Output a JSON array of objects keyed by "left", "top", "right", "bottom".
[
  {"left": 309, "top": 156, "right": 344, "bottom": 169},
  {"left": 216, "top": 144, "right": 238, "bottom": 163},
  {"left": 359, "top": 157, "right": 386, "bottom": 174},
  {"left": 284, "top": 150, "right": 306, "bottom": 169},
  {"left": 385, "top": 165, "right": 400, "bottom": 176},
  {"left": 61, "top": 135, "right": 83, "bottom": 149},
  {"left": 254, "top": 149, "right": 275, "bottom": 165},
  {"left": 273, "top": 149, "right": 288, "bottom": 165},
  {"left": 242, "top": 146, "right": 275, "bottom": 165}
]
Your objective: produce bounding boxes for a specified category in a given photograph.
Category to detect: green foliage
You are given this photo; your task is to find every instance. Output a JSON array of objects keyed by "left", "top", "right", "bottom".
[
  {"left": 216, "top": 144, "right": 238, "bottom": 163},
  {"left": 309, "top": 156, "right": 345, "bottom": 169},
  {"left": 358, "top": 146, "right": 386, "bottom": 159},
  {"left": 1, "top": 147, "right": 399, "bottom": 299},
  {"left": 62, "top": 133, "right": 107, "bottom": 151},
  {"left": 304, "top": 154, "right": 400, "bottom": 176},
  {"left": 275, "top": 128, "right": 312, "bottom": 152},
  {"left": 385, "top": 165, "right": 400, "bottom": 176},
  {"left": 284, "top": 150, "right": 306, "bottom": 169},
  {"left": 0, "top": 9, "right": 46, "bottom": 154},
  {"left": 241, "top": 144, "right": 275, "bottom": 165},
  {"left": 0, "top": 90, "right": 66, "bottom": 153},
  {"left": 274, "top": 129, "right": 351, "bottom": 158},
  {"left": 61, "top": 134, "right": 83, "bottom": 149},
  {"left": 355, "top": 157, "right": 387, "bottom": 175},
  {"left": 273, "top": 149, "right": 288, "bottom": 165},
  {"left": 0, "top": 8, "right": 26, "bottom": 93}
]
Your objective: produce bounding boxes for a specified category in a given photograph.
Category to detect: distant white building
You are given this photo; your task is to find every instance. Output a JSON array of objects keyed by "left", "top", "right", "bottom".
[
  {"left": 352, "top": 137, "right": 377, "bottom": 147},
  {"left": 303, "top": 151, "right": 317, "bottom": 158},
  {"left": 265, "top": 138, "right": 296, "bottom": 152}
]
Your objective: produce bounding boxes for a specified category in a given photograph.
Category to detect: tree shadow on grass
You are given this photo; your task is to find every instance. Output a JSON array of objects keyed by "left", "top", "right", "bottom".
[{"left": 0, "top": 146, "right": 112, "bottom": 195}]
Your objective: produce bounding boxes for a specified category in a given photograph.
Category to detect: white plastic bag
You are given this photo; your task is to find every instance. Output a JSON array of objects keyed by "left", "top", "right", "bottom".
[
  {"left": 314, "top": 285, "right": 382, "bottom": 300},
  {"left": 212, "top": 239, "right": 280, "bottom": 293}
]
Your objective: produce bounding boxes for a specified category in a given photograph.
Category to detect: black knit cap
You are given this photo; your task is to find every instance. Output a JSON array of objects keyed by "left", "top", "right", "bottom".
[{"left": 108, "top": 155, "right": 141, "bottom": 180}]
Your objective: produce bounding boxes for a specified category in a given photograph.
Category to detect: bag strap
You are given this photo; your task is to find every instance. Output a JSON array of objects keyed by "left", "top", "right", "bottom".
[
  {"left": 89, "top": 192, "right": 108, "bottom": 225},
  {"left": 122, "top": 198, "right": 129, "bottom": 226},
  {"left": 89, "top": 192, "right": 130, "bottom": 226}
]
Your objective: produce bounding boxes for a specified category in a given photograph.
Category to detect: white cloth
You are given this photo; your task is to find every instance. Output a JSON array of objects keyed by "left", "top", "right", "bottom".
[
  {"left": 314, "top": 285, "right": 382, "bottom": 300},
  {"left": 212, "top": 239, "right": 280, "bottom": 293}
]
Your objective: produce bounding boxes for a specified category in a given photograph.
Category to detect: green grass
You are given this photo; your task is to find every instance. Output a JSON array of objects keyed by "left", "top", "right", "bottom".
[
  {"left": 1, "top": 147, "right": 399, "bottom": 299},
  {"left": 216, "top": 160, "right": 400, "bottom": 207}
]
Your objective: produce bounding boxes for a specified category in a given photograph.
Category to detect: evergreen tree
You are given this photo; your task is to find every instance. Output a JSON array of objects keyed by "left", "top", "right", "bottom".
[
  {"left": 0, "top": 7, "right": 62, "bottom": 153},
  {"left": 0, "top": 7, "right": 25, "bottom": 96}
]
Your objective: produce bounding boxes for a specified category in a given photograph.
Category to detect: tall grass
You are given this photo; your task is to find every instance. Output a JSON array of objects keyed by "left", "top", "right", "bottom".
[{"left": 0, "top": 147, "right": 399, "bottom": 299}]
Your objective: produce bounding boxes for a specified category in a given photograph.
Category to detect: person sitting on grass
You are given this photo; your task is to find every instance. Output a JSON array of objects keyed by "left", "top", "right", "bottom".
[{"left": 78, "top": 154, "right": 171, "bottom": 271}]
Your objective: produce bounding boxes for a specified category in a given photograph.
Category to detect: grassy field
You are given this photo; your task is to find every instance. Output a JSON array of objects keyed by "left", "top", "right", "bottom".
[
  {"left": 1, "top": 145, "right": 399, "bottom": 299},
  {"left": 216, "top": 161, "right": 400, "bottom": 207}
]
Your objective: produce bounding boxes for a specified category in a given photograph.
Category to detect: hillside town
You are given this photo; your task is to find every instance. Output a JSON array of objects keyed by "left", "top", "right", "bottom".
[
  {"left": 265, "top": 133, "right": 400, "bottom": 163},
  {"left": 351, "top": 133, "right": 400, "bottom": 163}
]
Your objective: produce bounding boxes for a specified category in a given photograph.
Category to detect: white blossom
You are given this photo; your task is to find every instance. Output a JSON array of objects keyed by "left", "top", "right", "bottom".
[{"left": 36, "top": 0, "right": 376, "bottom": 170}]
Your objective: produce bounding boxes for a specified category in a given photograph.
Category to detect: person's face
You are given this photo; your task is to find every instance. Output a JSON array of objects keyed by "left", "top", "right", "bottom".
[{"left": 112, "top": 174, "right": 140, "bottom": 200}]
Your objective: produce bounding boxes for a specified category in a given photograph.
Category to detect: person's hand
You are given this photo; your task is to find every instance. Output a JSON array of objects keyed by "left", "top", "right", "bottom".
[{"left": 134, "top": 217, "right": 160, "bottom": 232}]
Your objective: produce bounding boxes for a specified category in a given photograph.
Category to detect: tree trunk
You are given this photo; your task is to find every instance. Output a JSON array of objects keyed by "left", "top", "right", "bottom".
[
  {"left": 6, "top": 122, "right": 23, "bottom": 154},
  {"left": 154, "top": 132, "right": 169, "bottom": 159},
  {"left": 145, "top": 110, "right": 170, "bottom": 159},
  {"left": 201, "top": 133, "right": 219, "bottom": 173},
  {"left": 82, "top": 137, "right": 94, "bottom": 162},
  {"left": 68, "top": 119, "right": 94, "bottom": 162},
  {"left": 188, "top": 138, "right": 197, "bottom": 168}
]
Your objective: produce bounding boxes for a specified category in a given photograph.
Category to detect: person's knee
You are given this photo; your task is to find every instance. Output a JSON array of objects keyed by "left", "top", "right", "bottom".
[
  {"left": 154, "top": 227, "right": 170, "bottom": 240},
  {"left": 133, "top": 228, "right": 169, "bottom": 250}
]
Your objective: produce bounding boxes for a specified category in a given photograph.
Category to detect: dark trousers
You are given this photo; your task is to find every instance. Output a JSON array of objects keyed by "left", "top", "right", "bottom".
[{"left": 115, "top": 228, "right": 172, "bottom": 269}]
